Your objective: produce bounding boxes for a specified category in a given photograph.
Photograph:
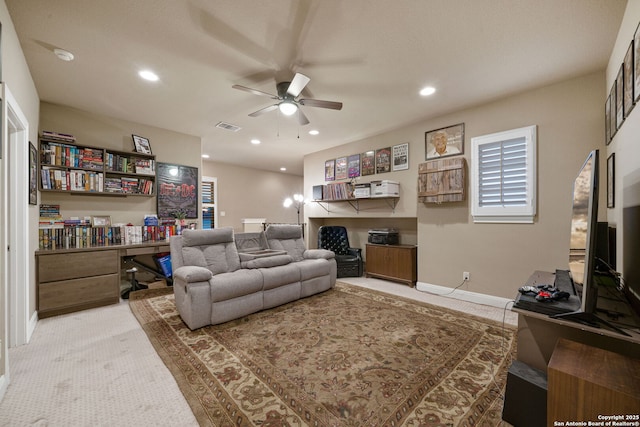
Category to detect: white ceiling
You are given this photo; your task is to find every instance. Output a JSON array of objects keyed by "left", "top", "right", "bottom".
[{"left": 6, "top": 0, "right": 627, "bottom": 175}]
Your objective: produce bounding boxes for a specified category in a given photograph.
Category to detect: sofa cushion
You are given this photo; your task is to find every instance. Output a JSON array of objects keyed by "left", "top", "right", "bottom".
[
  {"left": 209, "top": 269, "right": 264, "bottom": 302},
  {"left": 180, "top": 228, "right": 241, "bottom": 274},
  {"left": 265, "top": 225, "right": 307, "bottom": 261}
]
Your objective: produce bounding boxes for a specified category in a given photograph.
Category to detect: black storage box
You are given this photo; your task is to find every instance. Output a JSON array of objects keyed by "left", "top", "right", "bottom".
[{"left": 368, "top": 229, "right": 399, "bottom": 245}]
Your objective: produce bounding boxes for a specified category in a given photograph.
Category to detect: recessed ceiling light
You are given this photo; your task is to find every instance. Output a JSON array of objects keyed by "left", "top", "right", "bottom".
[
  {"left": 280, "top": 167, "right": 287, "bottom": 171},
  {"left": 139, "top": 70, "right": 159, "bottom": 82},
  {"left": 201, "top": 154, "right": 210, "bottom": 159},
  {"left": 420, "top": 86, "right": 436, "bottom": 96},
  {"left": 309, "top": 130, "right": 319, "bottom": 135},
  {"left": 251, "top": 139, "right": 261, "bottom": 145},
  {"left": 54, "top": 48, "right": 74, "bottom": 62}
]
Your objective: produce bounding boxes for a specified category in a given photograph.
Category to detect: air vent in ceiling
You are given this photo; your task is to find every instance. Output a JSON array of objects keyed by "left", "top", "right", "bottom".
[{"left": 215, "top": 121, "right": 242, "bottom": 132}]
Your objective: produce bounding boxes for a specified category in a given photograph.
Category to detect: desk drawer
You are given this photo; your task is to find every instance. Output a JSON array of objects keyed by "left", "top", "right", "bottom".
[
  {"left": 38, "top": 250, "right": 119, "bottom": 282},
  {"left": 38, "top": 273, "right": 119, "bottom": 313}
]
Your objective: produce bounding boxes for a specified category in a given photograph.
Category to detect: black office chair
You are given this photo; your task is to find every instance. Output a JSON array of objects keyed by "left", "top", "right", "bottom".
[{"left": 318, "top": 226, "right": 363, "bottom": 278}]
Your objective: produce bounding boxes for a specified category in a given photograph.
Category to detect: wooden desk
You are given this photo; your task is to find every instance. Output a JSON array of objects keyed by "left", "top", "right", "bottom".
[
  {"left": 513, "top": 271, "right": 640, "bottom": 372},
  {"left": 36, "top": 241, "right": 170, "bottom": 318}
]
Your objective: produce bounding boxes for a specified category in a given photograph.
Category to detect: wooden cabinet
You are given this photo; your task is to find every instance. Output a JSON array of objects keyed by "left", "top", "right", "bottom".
[
  {"left": 37, "top": 248, "right": 120, "bottom": 318},
  {"left": 365, "top": 244, "right": 417, "bottom": 287},
  {"left": 39, "top": 138, "right": 156, "bottom": 196},
  {"left": 547, "top": 338, "right": 640, "bottom": 425}
]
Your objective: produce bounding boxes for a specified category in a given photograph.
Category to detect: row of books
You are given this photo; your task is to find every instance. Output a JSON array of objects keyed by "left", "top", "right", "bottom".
[
  {"left": 106, "top": 154, "right": 155, "bottom": 175},
  {"left": 40, "top": 141, "right": 104, "bottom": 170},
  {"left": 104, "top": 177, "right": 154, "bottom": 195},
  {"left": 38, "top": 225, "right": 180, "bottom": 250},
  {"left": 41, "top": 168, "right": 104, "bottom": 192},
  {"left": 321, "top": 182, "right": 355, "bottom": 200},
  {"left": 41, "top": 130, "right": 75, "bottom": 143}
]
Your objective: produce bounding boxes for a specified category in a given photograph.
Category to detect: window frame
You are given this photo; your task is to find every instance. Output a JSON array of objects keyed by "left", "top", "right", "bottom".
[{"left": 471, "top": 125, "right": 537, "bottom": 223}]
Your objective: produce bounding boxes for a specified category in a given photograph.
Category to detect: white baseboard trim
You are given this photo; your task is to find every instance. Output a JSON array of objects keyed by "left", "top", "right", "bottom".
[{"left": 416, "top": 281, "right": 514, "bottom": 309}]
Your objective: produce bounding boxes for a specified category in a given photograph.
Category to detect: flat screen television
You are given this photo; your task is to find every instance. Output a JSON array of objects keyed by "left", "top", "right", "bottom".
[{"left": 551, "top": 150, "right": 627, "bottom": 334}]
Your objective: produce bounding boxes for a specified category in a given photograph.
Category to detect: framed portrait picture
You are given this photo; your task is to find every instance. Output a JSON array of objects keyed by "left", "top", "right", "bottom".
[
  {"left": 29, "top": 141, "right": 37, "bottom": 205},
  {"left": 615, "top": 64, "right": 624, "bottom": 130},
  {"left": 425, "top": 123, "right": 464, "bottom": 160},
  {"left": 91, "top": 215, "right": 111, "bottom": 227},
  {"left": 361, "top": 150, "right": 375, "bottom": 176},
  {"left": 347, "top": 154, "right": 361, "bottom": 178},
  {"left": 634, "top": 22, "right": 640, "bottom": 103},
  {"left": 607, "top": 153, "right": 615, "bottom": 208},
  {"left": 392, "top": 143, "right": 409, "bottom": 171},
  {"left": 324, "top": 159, "right": 335, "bottom": 181},
  {"left": 375, "top": 147, "right": 391, "bottom": 174},
  {"left": 624, "top": 40, "right": 635, "bottom": 118},
  {"left": 335, "top": 156, "right": 348, "bottom": 180},
  {"left": 132, "top": 134, "right": 152, "bottom": 154}
]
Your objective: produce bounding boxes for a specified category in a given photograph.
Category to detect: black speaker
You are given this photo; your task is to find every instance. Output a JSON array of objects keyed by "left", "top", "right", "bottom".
[{"left": 502, "top": 360, "right": 548, "bottom": 427}]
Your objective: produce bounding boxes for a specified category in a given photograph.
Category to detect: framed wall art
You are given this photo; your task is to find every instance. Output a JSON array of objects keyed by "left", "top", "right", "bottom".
[
  {"left": 132, "top": 134, "right": 152, "bottom": 154},
  {"left": 375, "top": 147, "right": 391, "bottom": 174},
  {"left": 615, "top": 64, "right": 624, "bottom": 130},
  {"left": 361, "top": 150, "right": 375, "bottom": 176},
  {"left": 605, "top": 95, "right": 611, "bottom": 145},
  {"left": 325, "top": 159, "right": 335, "bottom": 181},
  {"left": 29, "top": 141, "right": 37, "bottom": 205},
  {"left": 157, "top": 163, "right": 199, "bottom": 219},
  {"left": 607, "top": 153, "right": 615, "bottom": 209},
  {"left": 609, "top": 82, "right": 617, "bottom": 140},
  {"left": 392, "top": 143, "right": 409, "bottom": 171},
  {"left": 425, "top": 123, "right": 464, "bottom": 159},
  {"left": 335, "top": 156, "right": 348, "bottom": 180},
  {"left": 347, "top": 154, "right": 360, "bottom": 178},
  {"left": 624, "top": 40, "right": 635, "bottom": 118},
  {"left": 635, "top": 22, "right": 640, "bottom": 103}
]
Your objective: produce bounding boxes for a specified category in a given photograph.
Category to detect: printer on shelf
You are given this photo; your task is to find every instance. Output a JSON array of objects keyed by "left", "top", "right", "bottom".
[
  {"left": 353, "top": 183, "right": 371, "bottom": 198},
  {"left": 370, "top": 180, "right": 399, "bottom": 197},
  {"left": 368, "top": 228, "right": 399, "bottom": 245}
]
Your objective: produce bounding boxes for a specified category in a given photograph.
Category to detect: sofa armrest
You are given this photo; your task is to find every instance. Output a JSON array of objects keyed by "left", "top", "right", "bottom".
[
  {"left": 303, "top": 249, "right": 336, "bottom": 260},
  {"left": 173, "top": 265, "right": 213, "bottom": 283},
  {"left": 241, "top": 254, "right": 293, "bottom": 269}
]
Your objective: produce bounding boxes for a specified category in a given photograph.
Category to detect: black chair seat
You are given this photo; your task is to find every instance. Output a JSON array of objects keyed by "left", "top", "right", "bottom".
[{"left": 318, "top": 226, "right": 363, "bottom": 278}]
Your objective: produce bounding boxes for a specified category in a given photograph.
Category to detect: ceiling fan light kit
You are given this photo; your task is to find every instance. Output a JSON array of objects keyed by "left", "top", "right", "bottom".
[{"left": 232, "top": 72, "right": 342, "bottom": 126}]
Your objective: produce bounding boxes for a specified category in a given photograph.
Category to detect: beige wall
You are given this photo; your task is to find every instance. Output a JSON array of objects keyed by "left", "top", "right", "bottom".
[
  {"left": 304, "top": 71, "right": 606, "bottom": 299},
  {"left": 202, "top": 160, "right": 304, "bottom": 232},
  {"left": 39, "top": 102, "right": 202, "bottom": 225},
  {"left": 606, "top": 1, "right": 640, "bottom": 281}
]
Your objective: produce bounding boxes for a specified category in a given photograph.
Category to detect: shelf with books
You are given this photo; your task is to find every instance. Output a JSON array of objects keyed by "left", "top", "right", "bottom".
[
  {"left": 313, "top": 196, "right": 399, "bottom": 213},
  {"left": 38, "top": 135, "right": 156, "bottom": 197}
]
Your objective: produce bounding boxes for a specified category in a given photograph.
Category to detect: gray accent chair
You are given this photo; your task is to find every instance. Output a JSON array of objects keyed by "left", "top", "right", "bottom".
[{"left": 170, "top": 226, "right": 336, "bottom": 330}]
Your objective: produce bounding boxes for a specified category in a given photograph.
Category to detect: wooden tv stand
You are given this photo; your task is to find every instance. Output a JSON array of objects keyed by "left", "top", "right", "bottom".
[{"left": 512, "top": 270, "right": 640, "bottom": 372}]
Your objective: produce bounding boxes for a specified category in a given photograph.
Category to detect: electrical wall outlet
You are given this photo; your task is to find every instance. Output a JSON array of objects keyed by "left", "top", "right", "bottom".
[{"left": 463, "top": 271, "right": 470, "bottom": 281}]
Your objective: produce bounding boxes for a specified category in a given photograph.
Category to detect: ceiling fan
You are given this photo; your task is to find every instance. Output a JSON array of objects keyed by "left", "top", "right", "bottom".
[{"left": 232, "top": 73, "right": 343, "bottom": 125}]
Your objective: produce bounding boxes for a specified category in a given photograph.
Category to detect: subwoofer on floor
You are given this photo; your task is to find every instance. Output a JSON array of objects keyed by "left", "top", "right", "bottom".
[{"left": 502, "top": 360, "right": 548, "bottom": 427}]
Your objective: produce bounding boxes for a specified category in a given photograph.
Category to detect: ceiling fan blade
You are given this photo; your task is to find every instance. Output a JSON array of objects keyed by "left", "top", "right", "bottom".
[
  {"left": 248, "top": 104, "right": 278, "bottom": 117},
  {"left": 299, "top": 98, "right": 343, "bottom": 110},
  {"left": 296, "top": 108, "right": 310, "bottom": 126},
  {"left": 286, "top": 73, "right": 311, "bottom": 97},
  {"left": 232, "top": 84, "right": 278, "bottom": 99}
]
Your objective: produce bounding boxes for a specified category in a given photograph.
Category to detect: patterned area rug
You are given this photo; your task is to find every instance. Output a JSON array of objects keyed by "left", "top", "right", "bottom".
[{"left": 130, "top": 282, "right": 516, "bottom": 426}]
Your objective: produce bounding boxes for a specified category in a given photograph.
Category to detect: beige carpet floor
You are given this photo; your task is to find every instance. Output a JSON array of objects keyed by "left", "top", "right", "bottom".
[{"left": 0, "top": 278, "right": 517, "bottom": 426}]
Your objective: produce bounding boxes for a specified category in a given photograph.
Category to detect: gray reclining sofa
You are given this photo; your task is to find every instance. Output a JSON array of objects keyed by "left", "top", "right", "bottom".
[{"left": 170, "top": 224, "right": 337, "bottom": 329}]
